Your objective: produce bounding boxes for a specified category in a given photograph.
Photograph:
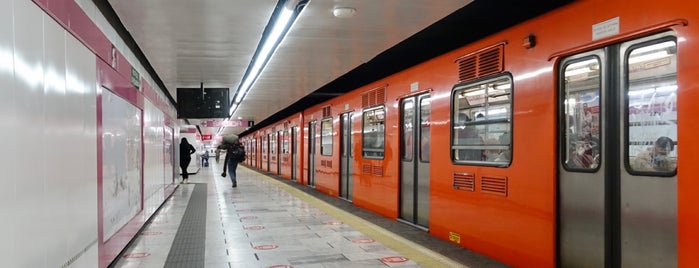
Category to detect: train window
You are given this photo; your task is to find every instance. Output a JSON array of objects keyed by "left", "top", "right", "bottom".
[
  {"left": 451, "top": 75, "right": 512, "bottom": 166},
  {"left": 401, "top": 100, "right": 414, "bottom": 161},
  {"left": 283, "top": 129, "right": 290, "bottom": 154},
  {"left": 626, "top": 39, "right": 677, "bottom": 175},
  {"left": 262, "top": 135, "right": 267, "bottom": 155},
  {"left": 563, "top": 57, "right": 601, "bottom": 170},
  {"left": 321, "top": 118, "right": 333, "bottom": 156},
  {"left": 363, "top": 106, "right": 385, "bottom": 159},
  {"left": 270, "top": 133, "right": 276, "bottom": 154},
  {"left": 420, "top": 97, "right": 431, "bottom": 162}
]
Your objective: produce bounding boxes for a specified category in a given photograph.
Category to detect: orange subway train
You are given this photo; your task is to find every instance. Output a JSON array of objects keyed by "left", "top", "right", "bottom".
[{"left": 238, "top": 0, "right": 699, "bottom": 267}]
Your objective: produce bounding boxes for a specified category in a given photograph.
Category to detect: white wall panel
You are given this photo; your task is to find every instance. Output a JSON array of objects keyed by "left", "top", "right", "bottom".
[
  {"left": 1, "top": 2, "right": 100, "bottom": 267},
  {"left": 144, "top": 99, "right": 165, "bottom": 218},
  {"left": 2, "top": 0, "right": 174, "bottom": 266},
  {"left": 164, "top": 126, "right": 175, "bottom": 184},
  {"left": 43, "top": 12, "right": 69, "bottom": 266},
  {"left": 0, "top": 0, "right": 16, "bottom": 266},
  {"left": 65, "top": 16, "right": 98, "bottom": 268},
  {"left": 13, "top": 0, "right": 46, "bottom": 266}
]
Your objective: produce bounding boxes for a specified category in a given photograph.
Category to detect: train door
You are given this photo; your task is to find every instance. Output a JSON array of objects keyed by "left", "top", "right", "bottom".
[
  {"left": 308, "top": 121, "right": 316, "bottom": 187},
  {"left": 339, "top": 112, "right": 354, "bottom": 201},
  {"left": 558, "top": 32, "right": 678, "bottom": 268},
  {"left": 399, "top": 94, "right": 431, "bottom": 228},
  {"left": 291, "top": 127, "right": 298, "bottom": 181},
  {"left": 277, "top": 130, "right": 283, "bottom": 175},
  {"left": 266, "top": 134, "right": 272, "bottom": 172},
  {"left": 270, "top": 132, "right": 277, "bottom": 173},
  {"left": 253, "top": 138, "right": 258, "bottom": 168}
]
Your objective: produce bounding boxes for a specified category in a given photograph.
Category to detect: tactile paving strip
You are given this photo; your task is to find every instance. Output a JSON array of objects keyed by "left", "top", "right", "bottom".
[{"left": 164, "top": 183, "right": 207, "bottom": 267}]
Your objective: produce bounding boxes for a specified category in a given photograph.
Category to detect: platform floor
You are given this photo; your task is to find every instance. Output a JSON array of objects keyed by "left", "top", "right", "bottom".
[{"left": 111, "top": 159, "right": 508, "bottom": 268}]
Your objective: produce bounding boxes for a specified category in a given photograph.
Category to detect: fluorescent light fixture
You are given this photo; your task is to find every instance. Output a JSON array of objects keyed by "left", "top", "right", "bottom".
[
  {"left": 229, "top": 0, "right": 308, "bottom": 116},
  {"left": 632, "top": 41, "right": 675, "bottom": 54},
  {"left": 487, "top": 108, "right": 508, "bottom": 116},
  {"left": 565, "top": 67, "right": 591, "bottom": 77},
  {"left": 628, "top": 51, "right": 669, "bottom": 64},
  {"left": 628, "top": 88, "right": 656, "bottom": 96},
  {"left": 656, "top": 85, "right": 677, "bottom": 93},
  {"left": 495, "top": 84, "right": 511, "bottom": 90},
  {"left": 567, "top": 58, "right": 598, "bottom": 69},
  {"left": 229, "top": 103, "right": 238, "bottom": 116},
  {"left": 235, "top": 8, "right": 293, "bottom": 104},
  {"left": 464, "top": 89, "right": 485, "bottom": 97}
]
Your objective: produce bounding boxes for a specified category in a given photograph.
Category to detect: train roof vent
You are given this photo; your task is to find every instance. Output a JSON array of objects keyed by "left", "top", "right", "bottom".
[
  {"left": 455, "top": 44, "right": 504, "bottom": 82},
  {"left": 481, "top": 176, "right": 508, "bottom": 196},
  {"left": 361, "top": 86, "right": 387, "bottom": 108},
  {"left": 322, "top": 106, "right": 332, "bottom": 117}
]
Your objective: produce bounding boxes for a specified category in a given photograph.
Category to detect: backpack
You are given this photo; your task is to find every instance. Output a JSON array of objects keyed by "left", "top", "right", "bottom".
[{"left": 230, "top": 144, "right": 246, "bottom": 162}]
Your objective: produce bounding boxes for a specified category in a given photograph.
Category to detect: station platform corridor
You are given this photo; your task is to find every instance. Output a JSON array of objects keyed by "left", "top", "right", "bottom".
[{"left": 110, "top": 159, "right": 507, "bottom": 268}]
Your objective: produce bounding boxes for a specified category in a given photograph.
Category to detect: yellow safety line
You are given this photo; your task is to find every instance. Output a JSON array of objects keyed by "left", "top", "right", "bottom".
[{"left": 251, "top": 171, "right": 468, "bottom": 268}]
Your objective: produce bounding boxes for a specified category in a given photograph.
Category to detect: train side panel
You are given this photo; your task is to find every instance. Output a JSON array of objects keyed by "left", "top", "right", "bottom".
[{"left": 241, "top": 0, "right": 699, "bottom": 266}]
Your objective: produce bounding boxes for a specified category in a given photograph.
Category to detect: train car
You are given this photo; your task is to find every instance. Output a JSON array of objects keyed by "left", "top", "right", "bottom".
[
  {"left": 242, "top": 0, "right": 699, "bottom": 267},
  {"left": 250, "top": 113, "right": 304, "bottom": 181}
]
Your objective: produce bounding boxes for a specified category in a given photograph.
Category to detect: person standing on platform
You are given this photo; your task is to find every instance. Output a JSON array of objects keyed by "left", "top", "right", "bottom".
[
  {"left": 221, "top": 135, "right": 246, "bottom": 188},
  {"left": 202, "top": 150, "right": 209, "bottom": 167},
  {"left": 179, "top": 138, "right": 196, "bottom": 183}
]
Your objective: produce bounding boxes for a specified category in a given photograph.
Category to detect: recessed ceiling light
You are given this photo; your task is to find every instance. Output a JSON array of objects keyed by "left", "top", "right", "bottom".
[{"left": 333, "top": 7, "right": 356, "bottom": 18}]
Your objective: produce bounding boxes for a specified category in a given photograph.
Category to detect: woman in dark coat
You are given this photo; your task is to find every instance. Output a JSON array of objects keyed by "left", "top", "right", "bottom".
[{"left": 179, "top": 137, "right": 196, "bottom": 183}]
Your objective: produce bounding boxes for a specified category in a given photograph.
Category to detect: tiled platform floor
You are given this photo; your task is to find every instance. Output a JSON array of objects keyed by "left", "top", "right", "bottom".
[{"left": 110, "top": 160, "right": 509, "bottom": 268}]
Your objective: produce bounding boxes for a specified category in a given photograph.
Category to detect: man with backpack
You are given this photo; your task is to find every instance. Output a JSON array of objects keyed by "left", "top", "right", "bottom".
[{"left": 221, "top": 140, "right": 246, "bottom": 188}]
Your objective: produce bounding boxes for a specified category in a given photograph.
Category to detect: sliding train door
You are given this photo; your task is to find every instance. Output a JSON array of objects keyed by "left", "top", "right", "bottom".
[
  {"left": 339, "top": 112, "right": 354, "bottom": 201},
  {"left": 558, "top": 32, "right": 678, "bottom": 267},
  {"left": 262, "top": 135, "right": 269, "bottom": 172},
  {"left": 277, "top": 130, "right": 283, "bottom": 175},
  {"left": 308, "top": 121, "right": 316, "bottom": 187},
  {"left": 291, "top": 127, "right": 298, "bottom": 182},
  {"left": 399, "top": 93, "right": 430, "bottom": 228}
]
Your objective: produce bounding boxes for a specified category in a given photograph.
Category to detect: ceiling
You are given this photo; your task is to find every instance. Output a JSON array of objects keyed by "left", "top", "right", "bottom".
[
  {"left": 103, "top": 0, "right": 574, "bottom": 146},
  {"left": 106, "top": 0, "right": 472, "bottom": 143}
]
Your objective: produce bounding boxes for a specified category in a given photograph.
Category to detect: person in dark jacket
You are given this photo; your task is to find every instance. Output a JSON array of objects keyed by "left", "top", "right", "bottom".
[
  {"left": 179, "top": 137, "right": 196, "bottom": 183},
  {"left": 221, "top": 141, "right": 245, "bottom": 188}
]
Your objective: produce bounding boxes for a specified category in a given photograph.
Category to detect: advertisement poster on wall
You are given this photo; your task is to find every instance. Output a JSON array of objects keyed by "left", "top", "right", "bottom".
[{"left": 101, "top": 88, "right": 143, "bottom": 241}]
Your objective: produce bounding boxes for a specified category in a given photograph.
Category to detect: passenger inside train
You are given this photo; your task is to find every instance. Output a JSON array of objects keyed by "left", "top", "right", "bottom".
[
  {"left": 632, "top": 136, "right": 676, "bottom": 172},
  {"left": 455, "top": 112, "right": 485, "bottom": 161},
  {"left": 485, "top": 132, "right": 511, "bottom": 163}
]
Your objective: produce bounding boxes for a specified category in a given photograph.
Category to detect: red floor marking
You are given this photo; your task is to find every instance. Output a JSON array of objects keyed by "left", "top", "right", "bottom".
[
  {"left": 254, "top": 244, "right": 278, "bottom": 250},
  {"left": 352, "top": 238, "right": 375, "bottom": 243},
  {"left": 123, "top": 253, "right": 150, "bottom": 259},
  {"left": 244, "top": 225, "right": 265, "bottom": 230},
  {"left": 381, "top": 256, "right": 409, "bottom": 263}
]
